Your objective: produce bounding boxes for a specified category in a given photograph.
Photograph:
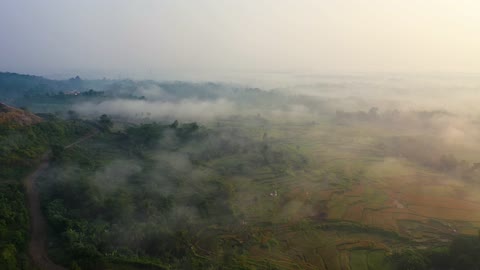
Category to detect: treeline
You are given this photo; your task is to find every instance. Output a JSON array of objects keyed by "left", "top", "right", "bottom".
[
  {"left": 0, "top": 72, "right": 85, "bottom": 100},
  {"left": 1, "top": 72, "right": 293, "bottom": 113},
  {"left": 381, "top": 136, "right": 480, "bottom": 180},
  {"left": 335, "top": 107, "right": 453, "bottom": 127},
  {"left": 188, "top": 129, "right": 307, "bottom": 176},
  {"left": 392, "top": 235, "right": 480, "bottom": 270},
  {"left": 23, "top": 89, "right": 105, "bottom": 98},
  {"left": 0, "top": 116, "right": 92, "bottom": 179}
]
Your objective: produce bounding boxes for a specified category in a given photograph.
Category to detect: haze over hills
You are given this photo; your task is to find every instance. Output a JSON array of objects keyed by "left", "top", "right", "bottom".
[
  {"left": 2, "top": 70, "right": 480, "bottom": 269},
  {"left": 3, "top": 1, "right": 480, "bottom": 270}
]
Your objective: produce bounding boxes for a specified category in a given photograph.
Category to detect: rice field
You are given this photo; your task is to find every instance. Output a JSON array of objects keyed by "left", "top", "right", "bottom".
[{"left": 205, "top": 117, "right": 480, "bottom": 269}]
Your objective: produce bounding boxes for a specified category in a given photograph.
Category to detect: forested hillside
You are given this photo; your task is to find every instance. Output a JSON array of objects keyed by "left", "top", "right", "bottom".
[
  {"left": 37, "top": 119, "right": 306, "bottom": 269},
  {"left": 0, "top": 104, "right": 95, "bottom": 269}
]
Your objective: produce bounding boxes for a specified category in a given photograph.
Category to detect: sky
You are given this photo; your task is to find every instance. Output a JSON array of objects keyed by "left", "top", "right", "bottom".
[{"left": 1, "top": 0, "right": 480, "bottom": 79}]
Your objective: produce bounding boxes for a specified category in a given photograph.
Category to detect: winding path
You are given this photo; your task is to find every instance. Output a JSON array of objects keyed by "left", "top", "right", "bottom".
[{"left": 25, "top": 131, "right": 98, "bottom": 270}]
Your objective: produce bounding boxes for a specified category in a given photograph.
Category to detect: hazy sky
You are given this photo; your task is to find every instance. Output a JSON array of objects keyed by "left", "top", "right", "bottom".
[{"left": 1, "top": 0, "right": 480, "bottom": 78}]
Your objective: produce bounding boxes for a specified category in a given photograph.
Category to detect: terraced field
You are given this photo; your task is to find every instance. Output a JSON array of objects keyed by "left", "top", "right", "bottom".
[{"left": 205, "top": 118, "right": 480, "bottom": 269}]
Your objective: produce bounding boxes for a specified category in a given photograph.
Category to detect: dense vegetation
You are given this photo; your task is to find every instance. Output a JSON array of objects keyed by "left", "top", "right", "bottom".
[
  {"left": 37, "top": 119, "right": 305, "bottom": 269},
  {"left": 0, "top": 111, "right": 94, "bottom": 269},
  {"left": 0, "top": 182, "right": 29, "bottom": 269},
  {"left": 390, "top": 235, "right": 480, "bottom": 270},
  {"left": 0, "top": 118, "right": 92, "bottom": 179}
]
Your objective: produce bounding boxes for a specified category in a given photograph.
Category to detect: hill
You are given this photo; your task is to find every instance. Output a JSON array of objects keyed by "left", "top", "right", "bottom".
[
  {"left": 0, "top": 72, "right": 85, "bottom": 100},
  {"left": 0, "top": 102, "right": 42, "bottom": 127}
]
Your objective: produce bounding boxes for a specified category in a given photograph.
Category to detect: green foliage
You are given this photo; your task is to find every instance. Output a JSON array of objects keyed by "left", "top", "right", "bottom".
[
  {"left": 0, "top": 117, "right": 94, "bottom": 269},
  {"left": 0, "top": 183, "right": 29, "bottom": 269},
  {"left": 123, "top": 122, "right": 168, "bottom": 148},
  {"left": 99, "top": 114, "right": 113, "bottom": 131},
  {"left": 0, "top": 119, "right": 92, "bottom": 179},
  {"left": 38, "top": 120, "right": 308, "bottom": 269},
  {"left": 0, "top": 244, "right": 18, "bottom": 270},
  {"left": 426, "top": 236, "right": 480, "bottom": 270},
  {"left": 391, "top": 237, "right": 480, "bottom": 270},
  {"left": 39, "top": 122, "right": 209, "bottom": 268},
  {"left": 0, "top": 114, "right": 308, "bottom": 269},
  {"left": 392, "top": 249, "right": 428, "bottom": 270}
]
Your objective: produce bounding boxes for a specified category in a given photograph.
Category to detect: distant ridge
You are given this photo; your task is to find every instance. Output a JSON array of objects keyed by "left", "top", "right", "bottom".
[{"left": 0, "top": 71, "right": 85, "bottom": 100}]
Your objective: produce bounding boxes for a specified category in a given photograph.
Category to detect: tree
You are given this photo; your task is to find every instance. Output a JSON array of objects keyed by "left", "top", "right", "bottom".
[
  {"left": 51, "top": 144, "right": 65, "bottom": 160},
  {"left": 98, "top": 114, "right": 113, "bottom": 131},
  {"left": 67, "top": 110, "right": 79, "bottom": 120},
  {"left": 170, "top": 120, "right": 179, "bottom": 128}
]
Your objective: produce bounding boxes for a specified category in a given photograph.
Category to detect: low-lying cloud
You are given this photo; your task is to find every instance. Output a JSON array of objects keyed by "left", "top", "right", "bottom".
[{"left": 74, "top": 98, "right": 236, "bottom": 121}]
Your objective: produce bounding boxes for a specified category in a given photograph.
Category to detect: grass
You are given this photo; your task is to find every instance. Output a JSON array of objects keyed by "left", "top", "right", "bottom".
[
  {"left": 350, "top": 250, "right": 369, "bottom": 270},
  {"left": 349, "top": 250, "right": 394, "bottom": 270}
]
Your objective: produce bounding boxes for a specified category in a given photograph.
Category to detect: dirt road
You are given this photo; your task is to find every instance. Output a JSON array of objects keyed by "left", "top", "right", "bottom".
[
  {"left": 25, "top": 153, "right": 67, "bottom": 270},
  {"left": 25, "top": 131, "right": 98, "bottom": 270}
]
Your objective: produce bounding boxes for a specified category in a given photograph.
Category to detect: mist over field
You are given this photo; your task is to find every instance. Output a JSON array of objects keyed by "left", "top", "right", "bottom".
[
  {"left": 31, "top": 72, "right": 469, "bottom": 120},
  {"left": 3, "top": 70, "right": 480, "bottom": 270},
  {"left": 3, "top": 1, "right": 480, "bottom": 270}
]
